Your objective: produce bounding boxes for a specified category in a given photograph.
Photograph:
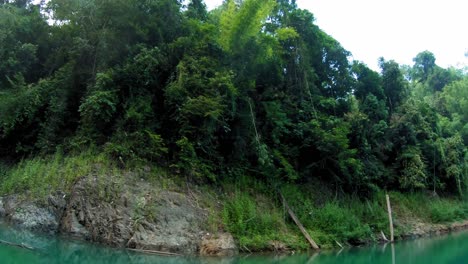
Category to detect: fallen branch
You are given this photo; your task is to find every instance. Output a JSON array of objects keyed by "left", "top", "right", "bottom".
[
  {"left": 381, "top": 230, "right": 389, "bottom": 242},
  {"left": 279, "top": 192, "right": 320, "bottom": 250},
  {"left": 335, "top": 240, "right": 343, "bottom": 249},
  {"left": 242, "top": 245, "right": 252, "bottom": 253},
  {"left": 0, "top": 239, "right": 36, "bottom": 251},
  {"left": 127, "top": 248, "right": 183, "bottom": 256}
]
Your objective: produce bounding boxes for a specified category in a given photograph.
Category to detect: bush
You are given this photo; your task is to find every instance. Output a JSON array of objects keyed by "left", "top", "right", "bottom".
[
  {"left": 430, "top": 200, "right": 468, "bottom": 223},
  {"left": 310, "top": 202, "right": 371, "bottom": 244},
  {"left": 172, "top": 137, "right": 216, "bottom": 181},
  {"left": 222, "top": 191, "right": 288, "bottom": 249},
  {"left": 104, "top": 130, "right": 168, "bottom": 165},
  {"left": 349, "top": 197, "right": 389, "bottom": 235}
]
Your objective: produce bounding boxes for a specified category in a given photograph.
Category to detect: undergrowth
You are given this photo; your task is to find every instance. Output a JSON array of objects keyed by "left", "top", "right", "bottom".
[
  {"left": 1, "top": 153, "right": 466, "bottom": 251},
  {"left": 221, "top": 179, "right": 468, "bottom": 251},
  {"left": 0, "top": 149, "right": 119, "bottom": 198}
]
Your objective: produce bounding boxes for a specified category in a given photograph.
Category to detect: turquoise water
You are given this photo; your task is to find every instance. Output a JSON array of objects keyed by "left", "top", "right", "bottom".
[{"left": 1, "top": 221, "right": 467, "bottom": 264}]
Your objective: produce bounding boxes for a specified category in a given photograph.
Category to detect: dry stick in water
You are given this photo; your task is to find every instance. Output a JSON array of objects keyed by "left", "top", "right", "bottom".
[
  {"left": 0, "top": 239, "right": 36, "bottom": 251},
  {"left": 127, "top": 248, "right": 183, "bottom": 256}
]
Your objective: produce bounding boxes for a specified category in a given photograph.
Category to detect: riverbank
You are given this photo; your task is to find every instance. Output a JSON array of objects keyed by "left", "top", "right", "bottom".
[{"left": 0, "top": 152, "right": 467, "bottom": 255}]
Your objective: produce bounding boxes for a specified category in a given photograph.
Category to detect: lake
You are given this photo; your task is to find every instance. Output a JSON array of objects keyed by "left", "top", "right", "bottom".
[{"left": 1, "top": 221, "right": 467, "bottom": 264}]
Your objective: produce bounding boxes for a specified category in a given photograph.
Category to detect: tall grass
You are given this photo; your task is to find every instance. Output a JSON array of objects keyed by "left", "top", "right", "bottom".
[
  {"left": 0, "top": 149, "right": 118, "bottom": 198},
  {"left": 222, "top": 181, "right": 468, "bottom": 250},
  {"left": 221, "top": 178, "right": 307, "bottom": 251},
  {"left": 389, "top": 191, "right": 468, "bottom": 223},
  {"left": 222, "top": 192, "right": 307, "bottom": 250},
  {"left": 1, "top": 152, "right": 467, "bottom": 251}
]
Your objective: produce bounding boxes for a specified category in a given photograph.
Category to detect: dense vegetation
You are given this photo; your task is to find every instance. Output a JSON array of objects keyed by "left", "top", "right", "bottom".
[{"left": 0, "top": 0, "right": 467, "bottom": 249}]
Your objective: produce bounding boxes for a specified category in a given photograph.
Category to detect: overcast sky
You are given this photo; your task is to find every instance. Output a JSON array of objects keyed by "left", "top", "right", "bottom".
[{"left": 204, "top": 0, "right": 468, "bottom": 70}]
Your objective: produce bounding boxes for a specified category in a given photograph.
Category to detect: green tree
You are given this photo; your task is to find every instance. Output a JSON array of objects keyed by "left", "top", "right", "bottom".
[
  {"left": 379, "top": 58, "right": 408, "bottom": 115},
  {"left": 412, "top": 51, "right": 436, "bottom": 82}
]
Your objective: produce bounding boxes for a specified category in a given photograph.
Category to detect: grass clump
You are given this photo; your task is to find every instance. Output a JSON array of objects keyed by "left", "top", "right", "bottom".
[
  {"left": 222, "top": 191, "right": 301, "bottom": 251},
  {"left": 0, "top": 149, "right": 118, "bottom": 198},
  {"left": 429, "top": 199, "right": 468, "bottom": 223},
  {"left": 387, "top": 191, "right": 468, "bottom": 224},
  {"left": 311, "top": 202, "right": 371, "bottom": 244}
]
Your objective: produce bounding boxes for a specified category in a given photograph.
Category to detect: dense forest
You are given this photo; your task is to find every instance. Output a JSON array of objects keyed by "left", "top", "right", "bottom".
[{"left": 0, "top": 0, "right": 466, "bottom": 198}]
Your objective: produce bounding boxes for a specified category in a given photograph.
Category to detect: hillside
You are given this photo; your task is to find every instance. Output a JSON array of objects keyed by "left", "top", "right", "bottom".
[{"left": 0, "top": 0, "right": 467, "bottom": 253}]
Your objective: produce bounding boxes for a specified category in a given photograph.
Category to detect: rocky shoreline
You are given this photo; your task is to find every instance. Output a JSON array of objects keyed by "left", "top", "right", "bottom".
[
  {"left": 0, "top": 176, "right": 237, "bottom": 256},
  {"left": 0, "top": 177, "right": 467, "bottom": 256},
  {"left": 401, "top": 220, "right": 468, "bottom": 240}
]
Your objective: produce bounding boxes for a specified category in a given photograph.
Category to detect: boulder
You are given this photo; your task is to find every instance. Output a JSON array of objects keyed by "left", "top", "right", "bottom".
[
  {"left": 0, "top": 195, "right": 59, "bottom": 234},
  {"left": 200, "top": 232, "right": 238, "bottom": 256},
  {"left": 60, "top": 177, "right": 133, "bottom": 246},
  {"left": 60, "top": 177, "right": 208, "bottom": 255},
  {"left": 10, "top": 204, "right": 58, "bottom": 234},
  {"left": 127, "top": 191, "right": 208, "bottom": 255}
]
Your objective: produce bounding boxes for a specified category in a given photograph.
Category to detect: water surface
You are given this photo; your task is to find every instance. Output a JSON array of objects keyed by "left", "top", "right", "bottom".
[{"left": 1, "top": 221, "right": 467, "bottom": 264}]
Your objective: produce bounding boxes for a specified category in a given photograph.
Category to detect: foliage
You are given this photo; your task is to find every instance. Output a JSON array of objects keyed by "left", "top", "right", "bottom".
[
  {"left": 221, "top": 190, "right": 299, "bottom": 250},
  {"left": 396, "top": 146, "right": 427, "bottom": 190},
  {"left": 0, "top": 0, "right": 466, "bottom": 198},
  {"left": 0, "top": 149, "right": 118, "bottom": 197},
  {"left": 104, "top": 130, "right": 167, "bottom": 165},
  {"left": 0, "top": 1, "right": 467, "bottom": 253},
  {"left": 430, "top": 200, "right": 468, "bottom": 223},
  {"left": 308, "top": 202, "right": 372, "bottom": 244}
]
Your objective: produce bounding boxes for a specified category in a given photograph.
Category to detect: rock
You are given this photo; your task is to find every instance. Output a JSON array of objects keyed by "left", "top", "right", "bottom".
[
  {"left": 61, "top": 208, "right": 90, "bottom": 238},
  {"left": 129, "top": 191, "right": 208, "bottom": 255},
  {"left": 9, "top": 204, "right": 59, "bottom": 234},
  {"left": 60, "top": 178, "right": 133, "bottom": 246},
  {"left": 200, "top": 233, "right": 238, "bottom": 256},
  {"left": 48, "top": 191, "right": 67, "bottom": 219},
  {"left": 451, "top": 220, "right": 468, "bottom": 231},
  {"left": 0, "top": 197, "right": 5, "bottom": 217},
  {"left": 0, "top": 195, "right": 59, "bottom": 234},
  {"left": 60, "top": 178, "right": 208, "bottom": 255},
  {"left": 268, "top": 240, "right": 288, "bottom": 252}
]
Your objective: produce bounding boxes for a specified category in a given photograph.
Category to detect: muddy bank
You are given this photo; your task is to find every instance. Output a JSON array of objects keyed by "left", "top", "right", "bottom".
[{"left": 0, "top": 176, "right": 237, "bottom": 256}]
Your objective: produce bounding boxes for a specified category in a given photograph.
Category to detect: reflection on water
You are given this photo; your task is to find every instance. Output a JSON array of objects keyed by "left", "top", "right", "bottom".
[
  {"left": 1, "top": 220, "right": 467, "bottom": 264},
  {"left": 305, "top": 231, "right": 468, "bottom": 264}
]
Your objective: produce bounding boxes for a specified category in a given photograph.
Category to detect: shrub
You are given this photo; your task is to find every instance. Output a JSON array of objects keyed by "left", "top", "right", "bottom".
[
  {"left": 222, "top": 192, "right": 286, "bottom": 249},
  {"left": 104, "top": 130, "right": 168, "bottom": 165},
  {"left": 430, "top": 200, "right": 467, "bottom": 223},
  {"left": 310, "top": 202, "right": 371, "bottom": 244}
]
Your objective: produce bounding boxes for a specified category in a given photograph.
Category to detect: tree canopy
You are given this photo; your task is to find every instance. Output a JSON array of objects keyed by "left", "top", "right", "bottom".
[{"left": 0, "top": 0, "right": 466, "bottom": 197}]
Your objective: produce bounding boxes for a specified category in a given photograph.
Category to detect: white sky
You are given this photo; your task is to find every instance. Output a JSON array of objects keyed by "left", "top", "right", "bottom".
[{"left": 205, "top": 0, "right": 468, "bottom": 70}]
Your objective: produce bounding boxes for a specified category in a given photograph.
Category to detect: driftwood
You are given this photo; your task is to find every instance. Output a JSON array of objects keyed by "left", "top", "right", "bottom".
[
  {"left": 0, "top": 239, "right": 36, "bottom": 251},
  {"left": 279, "top": 192, "right": 320, "bottom": 250},
  {"left": 127, "top": 248, "right": 183, "bottom": 256},
  {"left": 335, "top": 240, "right": 343, "bottom": 249},
  {"left": 381, "top": 230, "right": 389, "bottom": 242}
]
